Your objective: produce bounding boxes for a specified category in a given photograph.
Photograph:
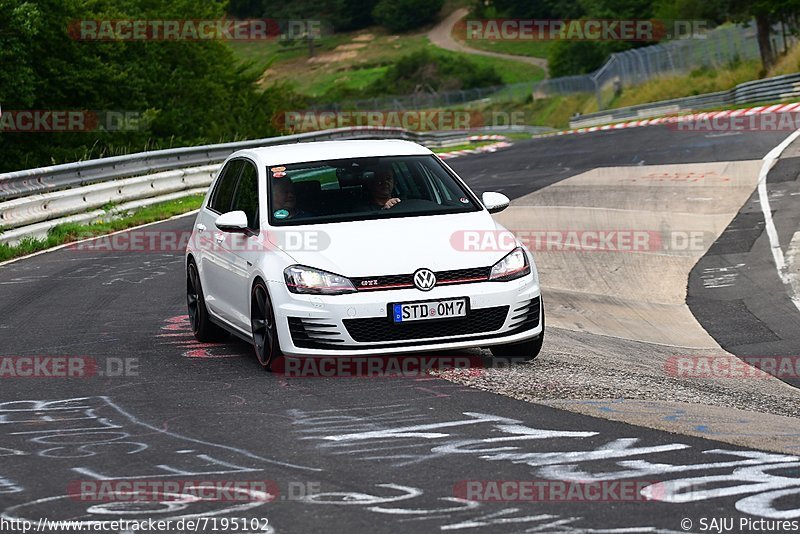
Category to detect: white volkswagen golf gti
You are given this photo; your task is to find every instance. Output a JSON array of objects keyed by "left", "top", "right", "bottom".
[{"left": 185, "top": 140, "right": 543, "bottom": 370}]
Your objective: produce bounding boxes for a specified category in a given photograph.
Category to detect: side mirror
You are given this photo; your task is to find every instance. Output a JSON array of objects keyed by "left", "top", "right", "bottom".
[
  {"left": 482, "top": 192, "right": 510, "bottom": 214},
  {"left": 215, "top": 211, "right": 249, "bottom": 233}
]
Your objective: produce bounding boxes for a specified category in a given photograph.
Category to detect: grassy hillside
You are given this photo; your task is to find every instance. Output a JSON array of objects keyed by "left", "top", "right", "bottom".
[
  {"left": 228, "top": 29, "right": 545, "bottom": 99},
  {"left": 429, "top": 42, "right": 800, "bottom": 130}
]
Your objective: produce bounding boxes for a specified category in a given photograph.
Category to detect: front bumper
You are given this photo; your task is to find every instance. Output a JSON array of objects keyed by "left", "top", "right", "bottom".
[{"left": 268, "top": 275, "right": 542, "bottom": 357}]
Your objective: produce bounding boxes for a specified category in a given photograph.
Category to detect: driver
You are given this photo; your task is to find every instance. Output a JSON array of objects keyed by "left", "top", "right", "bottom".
[{"left": 362, "top": 165, "right": 401, "bottom": 210}]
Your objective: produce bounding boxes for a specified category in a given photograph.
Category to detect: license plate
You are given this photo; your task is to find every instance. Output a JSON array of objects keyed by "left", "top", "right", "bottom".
[{"left": 391, "top": 298, "right": 468, "bottom": 323}]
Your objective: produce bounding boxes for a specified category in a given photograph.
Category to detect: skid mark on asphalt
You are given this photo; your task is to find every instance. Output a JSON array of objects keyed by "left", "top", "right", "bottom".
[
  {"left": 628, "top": 170, "right": 729, "bottom": 183},
  {"left": 158, "top": 315, "right": 243, "bottom": 359}
]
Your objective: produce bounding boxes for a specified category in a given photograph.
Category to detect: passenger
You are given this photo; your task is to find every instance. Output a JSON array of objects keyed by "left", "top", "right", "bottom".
[{"left": 271, "top": 178, "right": 310, "bottom": 219}]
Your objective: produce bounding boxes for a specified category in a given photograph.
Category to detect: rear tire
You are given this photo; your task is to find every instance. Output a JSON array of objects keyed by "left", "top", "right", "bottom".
[
  {"left": 251, "top": 281, "right": 284, "bottom": 372},
  {"left": 187, "top": 260, "right": 228, "bottom": 342},
  {"left": 490, "top": 304, "right": 545, "bottom": 362}
]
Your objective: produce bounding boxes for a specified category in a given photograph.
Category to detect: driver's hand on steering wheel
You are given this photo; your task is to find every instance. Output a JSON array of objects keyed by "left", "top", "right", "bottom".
[{"left": 382, "top": 198, "right": 401, "bottom": 209}]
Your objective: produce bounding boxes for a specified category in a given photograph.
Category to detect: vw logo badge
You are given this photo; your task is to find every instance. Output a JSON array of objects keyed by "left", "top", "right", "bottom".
[{"left": 413, "top": 268, "right": 437, "bottom": 291}]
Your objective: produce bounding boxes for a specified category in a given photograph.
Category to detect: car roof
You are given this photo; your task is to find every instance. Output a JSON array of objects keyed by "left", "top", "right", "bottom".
[{"left": 242, "top": 139, "right": 433, "bottom": 167}]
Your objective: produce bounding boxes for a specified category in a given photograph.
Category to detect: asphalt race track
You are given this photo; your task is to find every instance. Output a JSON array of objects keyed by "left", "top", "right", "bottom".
[{"left": 1, "top": 126, "right": 799, "bottom": 533}]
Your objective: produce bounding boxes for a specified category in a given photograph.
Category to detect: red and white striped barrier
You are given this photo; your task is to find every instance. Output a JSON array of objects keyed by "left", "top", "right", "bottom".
[{"left": 437, "top": 136, "right": 512, "bottom": 159}]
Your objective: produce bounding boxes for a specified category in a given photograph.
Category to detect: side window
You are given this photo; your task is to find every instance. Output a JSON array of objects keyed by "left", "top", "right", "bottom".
[
  {"left": 231, "top": 160, "right": 260, "bottom": 230},
  {"left": 209, "top": 160, "right": 244, "bottom": 213}
]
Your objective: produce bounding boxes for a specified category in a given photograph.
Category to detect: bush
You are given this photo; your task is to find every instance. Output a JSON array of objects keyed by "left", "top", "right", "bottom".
[
  {"left": 368, "top": 50, "right": 502, "bottom": 95},
  {"left": 547, "top": 39, "right": 637, "bottom": 77},
  {"left": 372, "top": 0, "right": 443, "bottom": 33},
  {"left": 548, "top": 41, "right": 610, "bottom": 77}
]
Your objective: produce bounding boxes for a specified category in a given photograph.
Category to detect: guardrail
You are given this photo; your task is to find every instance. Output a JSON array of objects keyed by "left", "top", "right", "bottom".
[
  {"left": 569, "top": 72, "right": 800, "bottom": 128},
  {"left": 0, "top": 127, "right": 472, "bottom": 202},
  {"left": 0, "top": 126, "right": 486, "bottom": 245}
]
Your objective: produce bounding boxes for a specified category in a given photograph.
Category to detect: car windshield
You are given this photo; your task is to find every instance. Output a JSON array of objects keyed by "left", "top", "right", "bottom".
[{"left": 267, "top": 155, "right": 480, "bottom": 225}]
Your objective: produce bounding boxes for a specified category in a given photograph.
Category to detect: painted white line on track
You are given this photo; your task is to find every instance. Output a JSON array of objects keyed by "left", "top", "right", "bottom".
[
  {"left": 787, "top": 232, "right": 800, "bottom": 309},
  {"left": 758, "top": 129, "right": 800, "bottom": 313}
]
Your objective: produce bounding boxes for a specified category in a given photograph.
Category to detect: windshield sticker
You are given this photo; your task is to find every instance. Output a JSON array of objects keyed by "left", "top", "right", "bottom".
[
  {"left": 271, "top": 166, "right": 286, "bottom": 172},
  {"left": 459, "top": 197, "right": 470, "bottom": 203},
  {"left": 274, "top": 209, "right": 289, "bottom": 219},
  {"left": 273, "top": 171, "right": 287, "bottom": 178}
]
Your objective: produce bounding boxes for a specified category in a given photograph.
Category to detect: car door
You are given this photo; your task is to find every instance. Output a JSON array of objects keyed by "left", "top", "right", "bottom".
[
  {"left": 198, "top": 158, "right": 244, "bottom": 323},
  {"left": 222, "top": 159, "right": 262, "bottom": 331}
]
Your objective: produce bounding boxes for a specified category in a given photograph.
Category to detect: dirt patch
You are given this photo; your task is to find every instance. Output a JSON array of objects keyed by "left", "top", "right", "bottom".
[
  {"left": 257, "top": 68, "right": 276, "bottom": 86},
  {"left": 334, "top": 43, "right": 367, "bottom": 51},
  {"left": 308, "top": 50, "right": 359, "bottom": 64}
]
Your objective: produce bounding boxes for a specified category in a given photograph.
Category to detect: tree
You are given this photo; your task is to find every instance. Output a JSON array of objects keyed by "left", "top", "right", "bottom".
[
  {"left": 372, "top": 0, "right": 443, "bottom": 33},
  {"left": 0, "top": 0, "right": 301, "bottom": 172},
  {"left": 726, "top": 0, "right": 792, "bottom": 70}
]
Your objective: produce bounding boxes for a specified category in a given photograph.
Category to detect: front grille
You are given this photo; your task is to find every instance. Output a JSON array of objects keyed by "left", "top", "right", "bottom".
[
  {"left": 343, "top": 306, "right": 509, "bottom": 342},
  {"left": 507, "top": 297, "right": 541, "bottom": 331},
  {"left": 288, "top": 317, "right": 346, "bottom": 349},
  {"left": 351, "top": 266, "right": 491, "bottom": 291}
]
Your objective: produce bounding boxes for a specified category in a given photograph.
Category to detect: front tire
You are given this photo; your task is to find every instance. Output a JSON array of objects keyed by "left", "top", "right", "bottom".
[
  {"left": 187, "top": 260, "right": 228, "bottom": 342},
  {"left": 251, "top": 281, "right": 284, "bottom": 372},
  {"left": 490, "top": 306, "right": 545, "bottom": 362}
]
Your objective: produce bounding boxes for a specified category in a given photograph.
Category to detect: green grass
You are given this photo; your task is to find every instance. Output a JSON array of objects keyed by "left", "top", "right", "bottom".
[
  {"left": 303, "top": 65, "right": 391, "bottom": 97},
  {"left": 437, "top": 49, "right": 543, "bottom": 84},
  {"left": 430, "top": 140, "right": 495, "bottom": 153},
  {"left": 502, "top": 131, "right": 542, "bottom": 140},
  {"left": 606, "top": 60, "right": 763, "bottom": 109},
  {"left": 444, "top": 90, "right": 595, "bottom": 129},
  {"left": 460, "top": 39, "right": 552, "bottom": 59},
  {"left": 0, "top": 195, "right": 205, "bottom": 263}
]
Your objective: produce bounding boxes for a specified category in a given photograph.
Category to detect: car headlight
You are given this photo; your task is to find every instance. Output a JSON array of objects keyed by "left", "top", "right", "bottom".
[
  {"left": 489, "top": 247, "right": 531, "bottom": 281},
  {"left": 284, "top": 265, "right": 356, "bottom": 295}
]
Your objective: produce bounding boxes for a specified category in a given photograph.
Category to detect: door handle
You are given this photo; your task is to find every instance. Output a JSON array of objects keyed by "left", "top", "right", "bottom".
[
  {"left": 214, "top": 233, "right": 225, "bottom": 243},
  {"left": 196, "top": 223, "right": 206, "bottom": 232}
]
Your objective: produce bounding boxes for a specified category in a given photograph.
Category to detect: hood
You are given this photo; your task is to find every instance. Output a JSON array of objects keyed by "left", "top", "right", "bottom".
[{"left": 271, "top": 211, "right": 517, "bottom": 277}]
